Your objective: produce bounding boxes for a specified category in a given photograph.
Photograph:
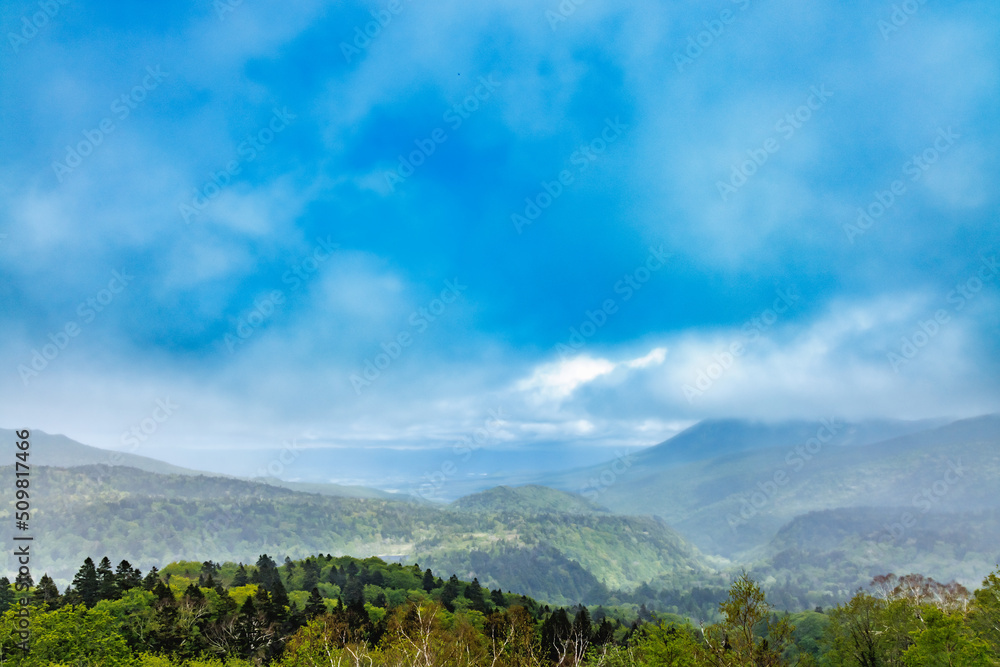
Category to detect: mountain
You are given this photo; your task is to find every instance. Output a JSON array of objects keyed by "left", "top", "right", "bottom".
[
  {"left": 2, "top": 427, "right": 204, "bottom": 476},
  {"left": 628, "top": 417, "right": 947, "bottom": 469},
  {"left": 0, "top": 464, "right": 714, "bottom": 605},
  {"left": 2, "top": 427, "right": 402, "bottom": 501},
  {"left": 451, "top": 485, "right": 607, "bottom": 514},
  {"left": 537, "top": 415, "right": 1000, "bottom": 558},
  {"left": 747, "top": 506, "right": 1000, "bottom": 608}
]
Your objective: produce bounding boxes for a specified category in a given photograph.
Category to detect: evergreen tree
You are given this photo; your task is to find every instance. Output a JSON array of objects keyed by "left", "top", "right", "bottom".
[
  {"left": 233, "top": 564, "right": 249, "bottom": 587},
  {"left": 253, "top": 554, "right": 280, "bottom": 592},
  {"left": 302, "top": 558, "right": 320, "bottom": 591},
  {"left": 114, "top": 559, "right": 143, "bottom": 594},
  {"left": 491, "top": 588, "right": 506, "bottom": 607},
  {"left": 271, "top": 578, "right": 291, "bottom": 617},
  {"left": 72, "top": 557, "right": 100, "bottom": 607},
  {"left": 32, "top": 574, "right": 61, "bottom": 609},
  {"left": 541, "top": 608, "right": 572, "bottom": 663},
  {"left": 422, "top": 568, "right": 436, "bottom": 592},
  {"left": 304, "top": 587, "right": 326, "bottom": 618},
  {"left": 466, "top": 577, "right": 488, "bottom": 612},
  {"left": 96, "top": 556, "right": 117, "bottom": 600},
  {"left": 441, "top": 574, "right": 461, "bottom": 612},
  {"left": 0, "top": 577, "right": 15, "bottom": 613},
  {"left": 143, "top": 566, "right": 161, "bottom": 591}
]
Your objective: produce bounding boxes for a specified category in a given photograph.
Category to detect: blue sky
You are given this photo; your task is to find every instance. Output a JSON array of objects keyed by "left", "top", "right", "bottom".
[{"left": 1, "top": 0, "right": 998, "bottom": 477}]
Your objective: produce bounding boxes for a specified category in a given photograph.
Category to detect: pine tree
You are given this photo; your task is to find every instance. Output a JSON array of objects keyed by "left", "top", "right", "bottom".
[
  {"left": 115, "top": 559, "right": 143, "bottom": 594},
  {"left": 491, "top": 588, "right": 506, "bottom": 607},
  {"left": 72, "top": 557, "right": 100, "bottom": 607},
  {"left": 94, "top": 556, "right": 116, "bottom": 601},
  {"left": 441, "top": 574, "right": 461, "bottom": 612},
  {"left": 233, "top": 564, "right": 249, "bottom": 587},
  {"left": 302, "top": 558, "right": 320, "bottom": 591},
  {"left": 466, "top": 577, "right": 487, "bottom": 612},
  {"left": 422, "top": 568, "right": 436, "bottom": 592},
  {"left": 32, "top": 574, "right": 61, "bottom": 609},
  {"left": 304, "top": 587, "right": 326, "bottom": 618},
  {"left": 0, "top": 577, "right": 15, "bottom": 613},
  {"left": 143, "top": 566, "right": 161, "bottom": 591}
]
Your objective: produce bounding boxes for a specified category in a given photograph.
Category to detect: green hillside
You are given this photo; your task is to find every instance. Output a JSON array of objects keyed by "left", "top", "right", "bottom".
[
  {"left": 451, "top": 485, "right": 607, "bottom": 514},
  {"left": 0, "top": 465, "right": 713, "bottom": 606}
]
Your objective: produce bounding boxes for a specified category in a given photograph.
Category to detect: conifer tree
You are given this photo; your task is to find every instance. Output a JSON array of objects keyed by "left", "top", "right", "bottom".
[
  {"left": 72, "top": 557, "right": 100, "bottom": 607},
  {"left": 0, "top": 577, "right": 15, "bottom": 613}
]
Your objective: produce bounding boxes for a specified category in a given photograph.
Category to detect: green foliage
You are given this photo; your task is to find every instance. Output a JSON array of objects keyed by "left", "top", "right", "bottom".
[
  {"left": 902, "top": 606, "right": 993, "bottom": 667},
  {"left": 633, "top": 621, "right": 702, "bottom": 667},
  {"left": 0, "top": 604, "right": 135, "bottom": 666}
]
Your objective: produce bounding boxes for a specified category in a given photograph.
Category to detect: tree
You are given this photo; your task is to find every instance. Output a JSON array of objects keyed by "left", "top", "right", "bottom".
[
  {"left": 423, "top": 568, "right": 437, "bottom": 592},
  {"left": 0, "top": 603, "right": 135, "bottom": 666},
  {"left": 32, "top": 574, "right": 62, "bottom": 610},
  {"left": 637, "top": 621, "right": 702, "bottom": 667},
  {"left": 233, "top": 563, "right": 249, "bottom": 587},
  {"left": 969, "top": 569, "right": 1000, "bottom": 657},
  {"left": 143, "top": 566, "right": 161, "bottom": 590},
  {"left": 302, "top": 558, "right": 321, "bottom": 592},
  {"left": 114, "top": 559, "right": 143, "bottom": 594},
  {"left": 304, "top": 587, "right": 326, "bottom": 619},
  {"left": 97, "top": 555, "right": 117, "bottom": 601},
  {"left": 825, "top": 589, "right": 922, "bottom": 667},
  {"left": 902, "top": 606, "right": 992, "bottom": 667},
  {"left": 466, "top": 577, "right": 488, "bottom": 612},
  {"left": 71, "top": 556, "right": 100, "bottom": 607},
  {"left": 0, "top": 577, "right": 14, "bottom": 614},
  {"left": 701, "top": 571, "right": 795, "bottom": 667},
  {"left": 441, "top": 574, "right": 461, "bottom": 612}
]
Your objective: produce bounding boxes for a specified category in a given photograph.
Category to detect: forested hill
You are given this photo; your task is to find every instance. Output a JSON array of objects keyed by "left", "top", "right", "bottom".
[
  {"left": 0, "top": 464, "right": 715, "bottom": 606},
  {"left": 450, "top": 485, "right": 607, "bottom": 514}
]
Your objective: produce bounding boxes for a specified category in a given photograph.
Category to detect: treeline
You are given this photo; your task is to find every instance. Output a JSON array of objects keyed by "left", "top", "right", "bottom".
[{"left": 2, "top": 555, "right": 999, "bottom": 666}]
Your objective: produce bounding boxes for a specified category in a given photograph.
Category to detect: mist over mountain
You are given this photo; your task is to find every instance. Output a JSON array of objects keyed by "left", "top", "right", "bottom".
[{"left": 4, "top": 414, "right": 997, "bottom": 610}]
